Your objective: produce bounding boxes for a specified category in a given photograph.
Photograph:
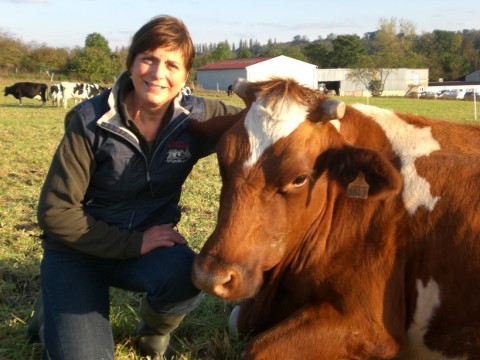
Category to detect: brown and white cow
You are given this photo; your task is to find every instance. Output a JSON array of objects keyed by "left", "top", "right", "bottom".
[{"left": 191, "top": 77, "right": 480, "bottom": 359}]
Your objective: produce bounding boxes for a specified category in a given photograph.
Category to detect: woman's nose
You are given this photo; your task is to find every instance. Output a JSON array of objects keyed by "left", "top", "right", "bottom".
[{"left": 151, "top": 62, "right": 166, "bottom": 78}]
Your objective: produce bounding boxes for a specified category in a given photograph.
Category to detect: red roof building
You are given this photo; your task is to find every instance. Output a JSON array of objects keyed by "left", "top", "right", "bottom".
[
  {"left": 196, "top": 55, "right": 318, "bottom": 91},
  {"left": 197, "top": 57, "right": 274, "bottom": 70}
]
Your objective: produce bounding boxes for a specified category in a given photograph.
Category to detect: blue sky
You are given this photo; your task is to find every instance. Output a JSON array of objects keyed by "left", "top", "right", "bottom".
[{"left": 1, "top": 0, "right": 478, "bottom": 50}]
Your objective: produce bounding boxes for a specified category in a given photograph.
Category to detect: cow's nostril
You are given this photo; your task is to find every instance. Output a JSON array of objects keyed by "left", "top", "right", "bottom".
[{"left": 212, "top": 270, "right": 238, "bottom": 298}]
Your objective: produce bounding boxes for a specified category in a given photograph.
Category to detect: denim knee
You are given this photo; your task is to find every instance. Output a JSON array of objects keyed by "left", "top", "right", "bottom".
[{"left": 141, "top": 245, "right": 204, "bottom": 315}]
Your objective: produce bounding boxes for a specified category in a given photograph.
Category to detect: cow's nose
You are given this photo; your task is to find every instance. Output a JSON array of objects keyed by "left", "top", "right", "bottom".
[
  {"left": 192, "top": 255, "right": 240, "bottom": 299},
  {"left": 212, "top": 268, "right": 239, "bottom": 298}
]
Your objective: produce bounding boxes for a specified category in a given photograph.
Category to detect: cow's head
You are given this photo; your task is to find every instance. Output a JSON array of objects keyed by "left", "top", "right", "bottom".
[{"left": 192, "top": 77, "right": 401, "bottom": 300}]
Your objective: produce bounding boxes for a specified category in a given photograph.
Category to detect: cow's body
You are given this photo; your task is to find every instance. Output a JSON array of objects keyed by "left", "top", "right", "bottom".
[
  {"left": 4, "top": 82, "right": 48, "bottom": 106},
  {"left": 60, "top": 82, "right": 107, "bottom": 109},
  {"left": 191, "top": 77, "right": 480, "bottom": 359},
  {"left": 49, "top": 84, "right": 62, "bottom": 107}
]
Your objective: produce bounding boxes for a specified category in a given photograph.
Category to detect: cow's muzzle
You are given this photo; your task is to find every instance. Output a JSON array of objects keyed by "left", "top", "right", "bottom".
[{"left": 192, "top": 254, "right": 253, "bottom": 300}]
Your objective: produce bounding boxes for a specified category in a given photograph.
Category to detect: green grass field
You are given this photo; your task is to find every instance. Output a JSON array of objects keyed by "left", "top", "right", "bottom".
[{"left": 0, "top": 77, "right": 478, "bottom": 359}]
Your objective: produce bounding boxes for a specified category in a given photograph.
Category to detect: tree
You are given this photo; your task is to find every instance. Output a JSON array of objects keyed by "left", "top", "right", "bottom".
[
  {"left": 68, "top": 46, "right": 116, "bottom": 82},
  {"left": 349, "top": 62, "right": 392, "bottom": 97},
  {"left": 292, "top": 35, "right": 309, "bottom": 44},
  {"left": 329, "top": 35, "right": 368, "bottom": 67},
  {"left": 237, "top": 47, "right": 252, "bottom": 58},
  {"left": 0, "top": 31, "right": 27, "bottom": 70},
  {"left": 20, "top": 46, "right": 69, "bottom": 74},
  {"left": 282, "top": 46, "right": 307, "bottom": 62},
  {"left": 85, "top": 33, "right": 110, "bottom": 52},
  {"left": 67, "top": 33, "right": 117, "bottom": 82},
  {"left": 348, "top": 18, "right": 420, "bottom": 96},
  {"left": 461, "top": 30, "right": 480, "bottom": 73},
  {"left": 414, "top": 32, "right": 442, "bottom": 80},
  {"left": 303, "top": 42, "right": 331, "bottom": 67},
  {"left": 369, "top": 17, "right": 418, "bottom": 68},
  {"left": 431, "top": 30, "right": 469, "bottom": 80},
  {"left": 211, "top": 41, "right": 233, "bottom": 61}
]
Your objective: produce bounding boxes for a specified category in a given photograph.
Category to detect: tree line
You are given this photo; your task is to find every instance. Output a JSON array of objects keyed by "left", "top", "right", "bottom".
[{"left": 1, "top": 18, "right": 479, "bottom": 85}]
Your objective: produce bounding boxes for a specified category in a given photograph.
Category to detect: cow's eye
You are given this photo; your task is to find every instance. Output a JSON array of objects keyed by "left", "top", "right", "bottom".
[{"left": 292, "top": 175, "right": 307, "bottom": 187}]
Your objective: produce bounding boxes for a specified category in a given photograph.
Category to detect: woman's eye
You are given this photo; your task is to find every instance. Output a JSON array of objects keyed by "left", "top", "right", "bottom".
[
  {"left": 167, "top": 62, "right": 179, "bottom": 70},
  {"left": 292, "top": 175, "right": 307, "bottom": 187}
]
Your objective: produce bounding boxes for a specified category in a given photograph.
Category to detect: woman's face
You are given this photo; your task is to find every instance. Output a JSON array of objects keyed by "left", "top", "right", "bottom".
[{"left": 130, "top": 47, "right": 188, "bottom": 109}]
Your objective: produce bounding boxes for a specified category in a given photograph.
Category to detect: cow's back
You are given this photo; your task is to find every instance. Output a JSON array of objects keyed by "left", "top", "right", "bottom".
[{"left": 340, "top": 104, "right": 480, "bottom": 359}]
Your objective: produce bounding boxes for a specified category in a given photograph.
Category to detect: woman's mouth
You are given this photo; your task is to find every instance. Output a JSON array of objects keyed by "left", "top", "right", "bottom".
[{"left": 145, "top": 81, "right": 166, "bottom": 90}]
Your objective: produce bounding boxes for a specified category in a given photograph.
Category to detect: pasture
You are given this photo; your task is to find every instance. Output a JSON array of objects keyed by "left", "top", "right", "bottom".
[{"left": 0, "top": 76, "right": 478, "bottom": 359}]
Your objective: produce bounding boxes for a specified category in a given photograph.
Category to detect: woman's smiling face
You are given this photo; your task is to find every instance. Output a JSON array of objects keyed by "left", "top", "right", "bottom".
[{"left": 129, "top": 47, "right": 188, "bottom": 109}]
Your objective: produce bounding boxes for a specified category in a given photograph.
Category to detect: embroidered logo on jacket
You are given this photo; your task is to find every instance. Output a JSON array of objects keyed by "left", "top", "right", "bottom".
[{"left": 166, "top": 141, "right": 191, "bottom": 163}]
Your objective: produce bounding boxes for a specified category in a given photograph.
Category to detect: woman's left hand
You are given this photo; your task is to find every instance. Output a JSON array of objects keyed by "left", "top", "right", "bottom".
[{"left": 140, "top": 223, "right": 187, "bottom": 254}]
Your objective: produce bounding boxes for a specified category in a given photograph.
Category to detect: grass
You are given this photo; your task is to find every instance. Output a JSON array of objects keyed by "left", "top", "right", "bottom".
[{"left": 0, "top": 78, "right": 478, "bottom": 359}]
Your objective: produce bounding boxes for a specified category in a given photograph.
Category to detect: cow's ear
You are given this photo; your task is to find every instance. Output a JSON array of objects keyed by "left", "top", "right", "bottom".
[
  {"left": 308, "top": 98, "right": 346, "bottom": 122},
  {"left": 232, "top": 78, "right": 257, "bottom": 106},
  {"left": 188, "top": 109, "right": 247, "bottom": 145},
  {"left": 316, "top": 146, "right": 402, "bottom": 199}
]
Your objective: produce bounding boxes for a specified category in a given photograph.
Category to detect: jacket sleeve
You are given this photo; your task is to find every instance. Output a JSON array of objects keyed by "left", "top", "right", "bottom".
[
  {"left": 37, "top": 111, "right": 143, "bottom": 259},
  {"left": 202, "top": 98, "right": 243, "bottom": 119}
]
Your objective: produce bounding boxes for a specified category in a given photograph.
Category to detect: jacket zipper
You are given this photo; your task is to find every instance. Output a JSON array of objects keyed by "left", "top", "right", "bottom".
[{"left": 99, "top": 113, "right": 190, "bottom": 202}]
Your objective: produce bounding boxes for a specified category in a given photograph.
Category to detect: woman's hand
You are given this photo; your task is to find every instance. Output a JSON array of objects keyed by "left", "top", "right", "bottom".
[{"left": 141, "top": 223, "right": 187, "bottom": 255}]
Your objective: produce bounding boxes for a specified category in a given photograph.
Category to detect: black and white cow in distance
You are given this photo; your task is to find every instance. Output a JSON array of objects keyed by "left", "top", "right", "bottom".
[
  {"left": 4, "top": 82, "right": 48, "bottom": 107},
  {"left": 60, "top": 82, "right": 108, "bottom": 109},
  {"left": 49, "top": 84, "right": 62, "bottom": 107}
]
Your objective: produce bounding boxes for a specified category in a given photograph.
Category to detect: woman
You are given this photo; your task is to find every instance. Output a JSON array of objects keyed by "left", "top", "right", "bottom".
[{"left": 34, "top": 15, "right": 241, "bottom": 359}]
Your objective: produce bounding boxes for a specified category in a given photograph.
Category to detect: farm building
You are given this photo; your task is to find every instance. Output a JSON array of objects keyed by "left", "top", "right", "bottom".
[
  {"left": 317, "top": 68, "right": 430, "bottom": 97},
  {"left": 196, "top": 57, "right": 430, "bottom": 97},
  {"left": 196, "top": 55, "right": 318, "bottom": 91},
  {"left": 466, "top": 70, "right": 480, "bottom": 81}
]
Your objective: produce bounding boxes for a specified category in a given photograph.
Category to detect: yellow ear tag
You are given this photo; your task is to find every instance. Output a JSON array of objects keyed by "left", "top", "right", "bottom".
[{"left": 347, "top": 171, "right": 369, "bottom": 199}]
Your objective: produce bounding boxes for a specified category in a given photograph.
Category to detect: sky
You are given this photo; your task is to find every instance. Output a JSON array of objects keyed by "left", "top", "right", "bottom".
[{"left": 1, "top": 0, "right": 479, "bottom": 50}]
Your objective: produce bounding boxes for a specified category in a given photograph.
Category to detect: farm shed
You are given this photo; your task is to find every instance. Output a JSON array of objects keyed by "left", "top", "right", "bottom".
[
  {"left": 317, "top": 68, "right": 429, "bottom": 97},
  {"left": 466, "top": 70, "right": 480, "bottom": 81},
  {"left": 196, "top": 55, "right": 318, "bottom": 91}
]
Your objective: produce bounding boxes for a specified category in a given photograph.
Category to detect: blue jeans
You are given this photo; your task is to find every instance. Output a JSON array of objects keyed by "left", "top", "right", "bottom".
[{"left": 40, "top": 245, "right": 203, "bottom": 360}]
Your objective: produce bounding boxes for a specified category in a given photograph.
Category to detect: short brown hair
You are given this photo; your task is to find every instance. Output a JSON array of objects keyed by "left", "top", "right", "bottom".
[{"left": 126, "top": 15, "right": 195, "bottom": 72}]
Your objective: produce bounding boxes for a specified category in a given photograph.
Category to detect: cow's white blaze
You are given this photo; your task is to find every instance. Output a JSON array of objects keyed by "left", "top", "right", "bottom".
[
  {"left": 243, "top": 99, "right": 308, "bottom": 168},
  {"left": 353, "top": 104, "right": 440, "bottom": 215},
  {"left": 398, "top": 279, "right": 466, "bottom": 360}
]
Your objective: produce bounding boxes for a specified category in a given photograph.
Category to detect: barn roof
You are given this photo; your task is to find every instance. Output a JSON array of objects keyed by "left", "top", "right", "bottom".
[{"left": 198, "top": 57, "right": 274, "bottom": 70}]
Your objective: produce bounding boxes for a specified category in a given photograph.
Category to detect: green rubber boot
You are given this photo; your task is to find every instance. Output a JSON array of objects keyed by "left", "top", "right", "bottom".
[
  {"left": 26, "top": 292, "right": 44, "bottom": 347},
  {"left": 135, "top": 301, "right": 186, "bottom": 359}
]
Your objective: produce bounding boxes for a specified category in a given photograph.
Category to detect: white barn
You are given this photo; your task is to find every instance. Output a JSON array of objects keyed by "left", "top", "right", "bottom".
[
  {"left": 196, "top": 55, "right": 318, "bottom": 91},
  {"left": 317, "top": 68, "right": 430, "bottom": 96}
]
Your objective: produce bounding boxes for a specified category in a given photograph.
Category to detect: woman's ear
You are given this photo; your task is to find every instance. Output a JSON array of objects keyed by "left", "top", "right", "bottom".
[{"left": 183, "top": 72, "right": 189, "bottom": 88}]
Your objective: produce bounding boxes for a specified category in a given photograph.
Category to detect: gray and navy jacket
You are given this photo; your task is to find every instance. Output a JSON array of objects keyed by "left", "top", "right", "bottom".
[{"left": 37, "top": 72, "right": 241, "bottom": 259}]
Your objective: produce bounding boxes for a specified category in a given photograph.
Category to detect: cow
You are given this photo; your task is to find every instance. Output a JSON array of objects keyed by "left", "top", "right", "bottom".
[
  {"left": 227, "top": 84, "right": 233, "bottom": 97},
  {"left": 182, "top": 86, "right": 193, "bottom": 96},
  {"left": 49, "top": 84, "right": 63, "bottom": 107},
  {"left": 4, "top": 82, "right": 48, "bottom": 107},
  {"left": 191, "top": 77, "right": 480, "bottom": 359},
  {"left": 60, "top": 82, "right": 108, "bottom": 109}
]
